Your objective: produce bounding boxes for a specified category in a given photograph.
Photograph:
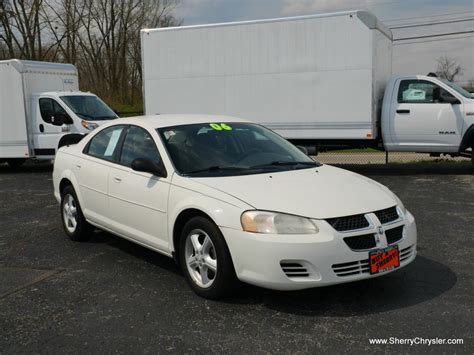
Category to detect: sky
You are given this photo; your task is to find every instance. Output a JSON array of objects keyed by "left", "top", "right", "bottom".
[{"left": 173, "top": 0, "right": 474, "bottom": 84}]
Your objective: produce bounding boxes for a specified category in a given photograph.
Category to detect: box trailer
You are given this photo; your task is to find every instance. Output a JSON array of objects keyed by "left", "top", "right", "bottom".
[
  {"left": 0, "top": 59, "right": 118, "bottom": 167},
  {"left": 142, "top": 10, "right": 391, "bottom": 140},
  {"left": 141, "top": 11, "right": 474, "bottom": 160}
]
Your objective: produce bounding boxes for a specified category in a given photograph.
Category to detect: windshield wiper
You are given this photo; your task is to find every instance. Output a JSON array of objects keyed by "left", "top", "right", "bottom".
[
  {"left": 95, "top": 116, "right": 118, "bottom": 120},
  {"left": 250, "top": 161, "right": 321, "bottom": 169},
  {"left": 185, "top": 166, "right": 250, "bottom": 175},
  {"left": 75, "top": 112, "right": 94, "bottom": 119}
]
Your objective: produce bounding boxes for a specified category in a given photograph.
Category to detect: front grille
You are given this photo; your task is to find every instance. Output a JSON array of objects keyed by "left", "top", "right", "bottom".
[
  {"left": 374, "top": 206, "right": 399, "bottom": 224},
  {"left": 385, "top": 226, "right": 404, "bottom": 245},
  {"left": 332, "top": 245, "right": 414, "bottom": 277},
  {"left": 280, "top": 262, "right": 310, "bottom": 278},
  {"left": 326, "top": 214, "right": 369, "bottom": 232},
  {"left": 343, "top": 234, "right": 376, "bottom": 250}
]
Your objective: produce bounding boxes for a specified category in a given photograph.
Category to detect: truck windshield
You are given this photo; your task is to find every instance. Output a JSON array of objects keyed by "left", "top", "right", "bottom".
[
  {"left": 158, "top": 123, "right": 320, "bottom": 177},
  {"left": 440, "top": 79, "right": 472, "bottom": 99},
  {"left": 60, "top": 95, "right": 118, "bottom": 121}
]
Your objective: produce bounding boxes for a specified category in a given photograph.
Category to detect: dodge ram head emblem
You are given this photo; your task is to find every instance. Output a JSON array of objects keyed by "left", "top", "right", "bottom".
[{"left": 377, "top": 226, "right": 384, "bottom": 235}]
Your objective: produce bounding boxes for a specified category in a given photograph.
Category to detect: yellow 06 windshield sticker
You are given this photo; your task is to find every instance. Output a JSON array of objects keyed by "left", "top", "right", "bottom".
[{"left": 210, "top": 123, "right": 233, "bottom": 131}]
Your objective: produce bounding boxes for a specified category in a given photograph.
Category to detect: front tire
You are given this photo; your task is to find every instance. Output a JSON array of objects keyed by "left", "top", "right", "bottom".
[
  {"left": 61, "top": 186, "right": 93, "bottom": 241},
  {"left": 179, "top": 216, "right": 239, "bottom": 299}
]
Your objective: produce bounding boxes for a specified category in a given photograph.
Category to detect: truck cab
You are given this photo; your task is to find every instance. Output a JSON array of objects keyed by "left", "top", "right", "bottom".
[
  {"left": 31, "top": 91, "right": 118, "bottom": 158},
  {"left": 0, "top": 59, "right": 118, "bottom": 167},
  {"left": 382, "top": 75, "right": 474, "bottom": 157}
]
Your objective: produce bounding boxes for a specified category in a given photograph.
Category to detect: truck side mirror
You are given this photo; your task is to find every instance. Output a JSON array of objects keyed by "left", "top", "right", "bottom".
[
  {"left": 296, "top": 145, "right": 309, "bottom": 155},
  {"left": 51, "top": 113, "right": 73, "bottom": 126},
  {"left": 432, "top": 87, "right": 440, "bottom": 102},
  {"left": 439, "top": 95, "right": 461, "bottom": 105}
]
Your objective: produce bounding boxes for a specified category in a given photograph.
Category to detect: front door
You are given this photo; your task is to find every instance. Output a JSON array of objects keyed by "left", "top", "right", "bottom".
[
  {"left": 390, "top": 79, "right": 463, "bottom": 152},
  {"left": 32, "top": 97, "right": 70, "bottom": 157},
  {"left": 108, "top": 125, "right": 171, "bottom": 251}
]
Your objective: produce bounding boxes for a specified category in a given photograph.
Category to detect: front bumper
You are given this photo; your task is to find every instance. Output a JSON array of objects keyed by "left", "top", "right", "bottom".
[{"left": 222, "top": 210, "right": 417, "bottom": 291}]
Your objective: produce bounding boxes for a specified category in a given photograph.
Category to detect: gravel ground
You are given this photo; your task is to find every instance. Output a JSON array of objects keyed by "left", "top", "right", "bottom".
[{"left": 0, "top": 162, "right": 472, "bottom": 353}]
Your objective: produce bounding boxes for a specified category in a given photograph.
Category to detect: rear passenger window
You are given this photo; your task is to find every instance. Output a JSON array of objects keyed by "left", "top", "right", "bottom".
[
  {"left": 86, "top": 125, "right": 124, "bottom": 161},
  {"left": 120, "top": 126, "right": 161, "bottom": 167}
]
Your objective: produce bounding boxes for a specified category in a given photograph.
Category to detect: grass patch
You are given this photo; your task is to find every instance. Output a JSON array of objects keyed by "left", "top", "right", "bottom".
[
  {"left": 323, "top": 148, "right": 381, "bottom": 153},
  {"left": 112, "top": 103, "right": 143, "bottom": 117}
]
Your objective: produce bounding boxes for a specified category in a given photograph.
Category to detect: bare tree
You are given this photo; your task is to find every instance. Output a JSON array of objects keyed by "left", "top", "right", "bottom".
[
  {"left": 436, "top": 55, "right": 463, "bottom": 82},
  {"left": 0, "top": 0, "right": 51, "bottom": 59},
  {"left": 0, "top": 0, "right": 181, "bottom": 109}
]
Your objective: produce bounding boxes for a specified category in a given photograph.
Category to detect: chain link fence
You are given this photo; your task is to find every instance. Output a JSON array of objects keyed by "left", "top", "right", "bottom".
[{"left": 313, "top": 149, "right": 472, "bottom": 166}]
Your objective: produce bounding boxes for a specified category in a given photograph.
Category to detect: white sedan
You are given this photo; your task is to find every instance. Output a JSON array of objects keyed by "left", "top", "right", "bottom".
[{"left": 53, "top": 115, "right": 417, "bottom": 299}]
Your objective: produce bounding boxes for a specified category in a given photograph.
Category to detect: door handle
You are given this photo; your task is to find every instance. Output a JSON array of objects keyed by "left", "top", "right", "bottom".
[
  {"left": 76, "top": 164, "right": 82, "bottom": 169},
  {"left": 113, "top": 177, "right": 122, "bottom": 183},
  {"left": 396, "top": 109, "right": 410, "bottom": 114}
]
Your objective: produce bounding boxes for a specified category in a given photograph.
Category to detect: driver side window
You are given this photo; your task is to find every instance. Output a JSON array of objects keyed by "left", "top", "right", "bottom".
[
  {"left": 398, "top": 80, "right": 455, "bottom": 104},
  {"left": 39, "top": 98, "right": 67, "bottom": 123}
]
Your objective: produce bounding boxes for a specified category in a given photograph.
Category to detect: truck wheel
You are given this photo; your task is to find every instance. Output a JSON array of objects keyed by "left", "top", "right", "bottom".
[
  {"left": 61, "top": 185, "right": 93, "bottom": 241},
  {"left": 6, "top": 158, "right": 26, "bottom": 169},
  {"left": 179, "top": 216, "right": 239, "bottom": 299}
]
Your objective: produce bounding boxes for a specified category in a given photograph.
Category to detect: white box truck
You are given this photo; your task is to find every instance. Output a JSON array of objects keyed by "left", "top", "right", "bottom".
[
  {"left": 141, "top": 10, "right": 474, "bottom": 161},
  {"left": 0, "top": 59, "right": 118, "bottom": 168}
]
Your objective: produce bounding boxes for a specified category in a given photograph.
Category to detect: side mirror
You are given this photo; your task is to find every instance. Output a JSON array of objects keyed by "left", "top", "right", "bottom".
[
  {"left": 51, "top": 113, "right": 73, "bottom": 126},
  {"left": 440, "top": 95, "right": 461, "bottom": 105},
  {"left": 296, "top": 145, "right": 309, "bottom": 155},
  {"left": 432, "top": 87, "right": 440, "bottom": 102},
  {"left": 131, "top": 158, "right": 167, "bottom": 178}
]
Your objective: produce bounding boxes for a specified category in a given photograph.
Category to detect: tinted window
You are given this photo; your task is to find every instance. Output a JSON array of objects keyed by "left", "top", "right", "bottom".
[
  {"left": 398, "top": 80, "right": 455, "bottom": 104},
  {"left": 87, "top": 125, "right": 125, "bottom": 161},
  {"left": 39, "top": 98, "right": 67, "bottom": 123},
  {"left": 158, "top": 123, "right": 318, "bottom": 177},
  {"left": 120, "top": 126, "right": 161, "bottom": 167}
]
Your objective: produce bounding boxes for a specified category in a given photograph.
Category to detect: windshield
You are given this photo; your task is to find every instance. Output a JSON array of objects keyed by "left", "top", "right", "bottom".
[
  {"left": 158, "top": 123, "right": 320, "bottom": 177},
  {"left": 60, "top": 95, "right": 118, "bottom": 121},
  {"left": 440, "top": 79, "right": 472, "bottom": 99}
]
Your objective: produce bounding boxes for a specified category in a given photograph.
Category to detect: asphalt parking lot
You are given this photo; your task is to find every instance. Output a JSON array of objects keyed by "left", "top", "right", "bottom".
[{"left": 0, "top": 162, "right": 473, "bottom": 353}]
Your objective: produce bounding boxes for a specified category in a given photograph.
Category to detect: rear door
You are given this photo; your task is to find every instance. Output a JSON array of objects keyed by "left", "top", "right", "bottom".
[
  {"left": 107, "top": 125, "right": 171, "bottom": 251},
  {"left": 32, "top": 97, "right": 70, "bottom": 157},
  {"left": 77, "top": 125, "right": 126, "bottom": 225},
  {"left": 390, "top": 79, "right": 463, "bottom": 152}
]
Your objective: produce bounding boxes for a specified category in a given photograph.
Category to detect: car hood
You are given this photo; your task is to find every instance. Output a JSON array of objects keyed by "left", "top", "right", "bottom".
[{"left": 192, "top": 165, "right": 397, "bottom": 219}]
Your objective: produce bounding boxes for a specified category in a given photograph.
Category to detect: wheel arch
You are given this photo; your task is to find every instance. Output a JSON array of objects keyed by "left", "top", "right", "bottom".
[
  {"left": 59, "top": 177, "right": 73, "bottom": 195},
  {"left": 56, "top": 170, "right": 85, "bottom": 208},
  {"left": 459, "top": 124, "right": 474, "bottom": 152},
  {"left": 172, "top": 208, "right": 215, "bottom": 262}
]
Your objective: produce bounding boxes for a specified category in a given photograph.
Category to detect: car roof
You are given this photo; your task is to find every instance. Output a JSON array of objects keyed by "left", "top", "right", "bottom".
[
  {"left": 35, "top": 91, "right": 97, "bottom": 96},
  {"left": 110, "top": 114, "right": 251, "bottom": 130}
]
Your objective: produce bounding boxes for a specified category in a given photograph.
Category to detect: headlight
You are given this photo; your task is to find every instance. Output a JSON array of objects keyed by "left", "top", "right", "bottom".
[
  {"left": 81, "top": 120, "right": 98, "bottom": 130},
  {"left": 392, "top": 193, "right": 407, "bottom": 216},
  {"left": 241, "top": 211, "right": 319, "bottom": 234}
]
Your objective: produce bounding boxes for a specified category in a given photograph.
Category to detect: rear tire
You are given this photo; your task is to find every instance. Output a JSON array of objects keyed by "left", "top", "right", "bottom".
[
  {"left": 179, "top": 216, "right": 239, "bottom": 299},
  {"left": 6, "top": 158, "right": 26, "bottom": 169},
  {"left": 61, "top": 185, "right": 93, "bottom": 241}
]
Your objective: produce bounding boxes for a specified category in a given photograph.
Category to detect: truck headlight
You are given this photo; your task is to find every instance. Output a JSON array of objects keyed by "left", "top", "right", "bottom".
[
  {"left": 241, "top": 211, "right": 319, "bottom": 234},
  {"left": 81, "top": 120, "right": 98, "bottom": 130}
]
